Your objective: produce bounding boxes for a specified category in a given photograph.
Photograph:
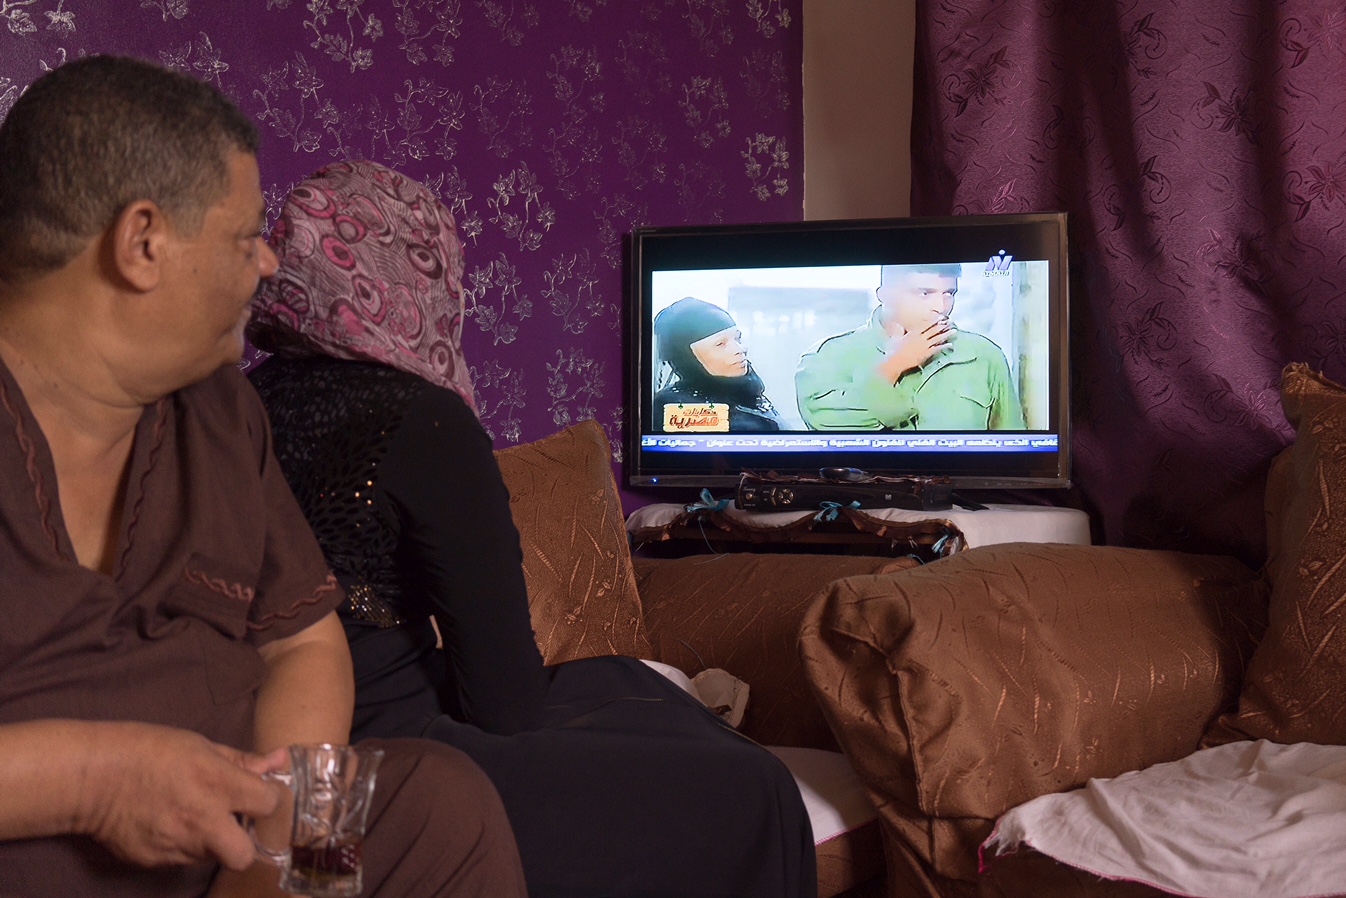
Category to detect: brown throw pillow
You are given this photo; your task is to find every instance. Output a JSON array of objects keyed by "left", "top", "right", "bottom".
[
  {"left": 494, "top": 419, "right": 652, "bottom": 665},
  {"left": 1206, "top": 363, "right": 1346, "bottom": 745},
  {"left": 803, "top": 543, "right": 1265, "bottom": 823}
]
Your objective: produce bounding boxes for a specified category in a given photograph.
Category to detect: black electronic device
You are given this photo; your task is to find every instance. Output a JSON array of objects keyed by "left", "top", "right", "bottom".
[
  {"left": 625, "top": 212, "right": 1071, "bottom": 493},
  {"left": 736, "top": 472, "right": 955, "bottom": 512},
  {"left": 819, "top": 467, "right": 868, "bottom": 482}
]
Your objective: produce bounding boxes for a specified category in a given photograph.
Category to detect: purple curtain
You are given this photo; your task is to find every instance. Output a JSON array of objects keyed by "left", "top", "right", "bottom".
[{"left": 911, "top": 2, "right": 1346, "bottom": 565}]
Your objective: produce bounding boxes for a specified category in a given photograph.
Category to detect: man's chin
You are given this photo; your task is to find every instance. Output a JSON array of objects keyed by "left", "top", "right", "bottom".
[
  {"left": 220, "top": 339, "right": 245, "bottom": 366},
  {"left": 225, "top": 319, "right": 250, "bottom": 360}
]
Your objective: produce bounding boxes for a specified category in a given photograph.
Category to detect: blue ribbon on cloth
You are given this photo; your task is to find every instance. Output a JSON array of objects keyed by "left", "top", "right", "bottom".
[
  {"left": 931, "top": 532, "right": 956, "bottom": 556},
  {"left": 813, "top": 500, "right": 860, "bottom": 523},
  {"left": 684, "top": 488, "right": 730, "bottom": 514}
]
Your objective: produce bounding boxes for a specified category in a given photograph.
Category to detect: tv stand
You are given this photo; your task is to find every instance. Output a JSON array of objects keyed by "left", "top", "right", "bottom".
[
  {"left": 626, "top": 499, "right": 1090, "bottom": 560},
  {"left": 951, "top": 491, "right": 993, "bottom": 511}
]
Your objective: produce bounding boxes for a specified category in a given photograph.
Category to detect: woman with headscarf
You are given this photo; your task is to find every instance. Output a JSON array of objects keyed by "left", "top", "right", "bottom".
[
  {"left": 653, "top": 297, "right": 783, "bottom": 432},
  {"left": 246, "top": 160, "right": 815, "bottom": 898}
]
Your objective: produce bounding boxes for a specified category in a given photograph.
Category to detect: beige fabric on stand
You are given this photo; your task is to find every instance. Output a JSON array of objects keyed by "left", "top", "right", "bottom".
[{"left": 626, "top": 500, "right": 1090, "bottom": 549}]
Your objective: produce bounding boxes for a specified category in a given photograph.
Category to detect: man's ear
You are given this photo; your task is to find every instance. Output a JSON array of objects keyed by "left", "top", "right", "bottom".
[{"left": 109, "top": 199, "right": 170, "bottom": 292}]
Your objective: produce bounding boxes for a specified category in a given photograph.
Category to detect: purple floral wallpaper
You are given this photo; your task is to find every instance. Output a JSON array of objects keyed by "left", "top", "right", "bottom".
[
  {"left": 0, "top": 0, "right": 802, "bottom": 496},
  {"left": 911, "top": 1, "right": 1346, "bottom": 565}
]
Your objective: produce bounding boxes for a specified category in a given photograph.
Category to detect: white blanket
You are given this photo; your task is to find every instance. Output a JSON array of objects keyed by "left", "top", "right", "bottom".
[{"left": 982, "top": 740, "right": 1346, "bottom": 898}]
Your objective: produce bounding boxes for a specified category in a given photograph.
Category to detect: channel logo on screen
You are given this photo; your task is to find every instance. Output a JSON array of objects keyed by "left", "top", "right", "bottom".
[
  {"left": 661, "top": 402, "right": 730, "bottom": 432},
  {"left": 985, "top": 250, "right": 1013, "bottom": 275}
]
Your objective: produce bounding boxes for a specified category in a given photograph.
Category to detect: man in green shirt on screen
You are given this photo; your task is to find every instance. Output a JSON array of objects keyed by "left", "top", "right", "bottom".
[{"left": 795, "top": 262, "right": 1025, "bottom": 431}]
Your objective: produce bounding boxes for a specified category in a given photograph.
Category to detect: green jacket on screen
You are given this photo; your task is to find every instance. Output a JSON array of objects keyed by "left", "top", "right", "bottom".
[{"left": 795, "top": 308, "right": 1025, "bottom": 431}]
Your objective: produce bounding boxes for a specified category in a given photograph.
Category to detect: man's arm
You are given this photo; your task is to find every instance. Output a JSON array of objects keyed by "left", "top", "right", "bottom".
[
  {"left": 251, "top": 610, "right": 354, "bottom": 753},
  {"left": 0, "top": 719, "right": 283, "bottom": 869},
  {"left": 208, "top": 611, "right": 355, "bottom": 898},
  {"left": 987, "top": 353, "right": 1027, "bottom": 430},
  {"left": 238, "top": 375, "right": 354, "bottom": 752}
]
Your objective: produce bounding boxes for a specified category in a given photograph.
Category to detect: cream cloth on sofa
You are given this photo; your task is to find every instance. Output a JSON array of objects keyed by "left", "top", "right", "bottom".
[
  {"left": 639, "top": 659, "right": 749, "bottom": 728},
  {"left": 763, "top": 746, "right": 879, "bottom": 846},
  {"left": 982, "top": 740, "right": 1346, "bottom": 898}
]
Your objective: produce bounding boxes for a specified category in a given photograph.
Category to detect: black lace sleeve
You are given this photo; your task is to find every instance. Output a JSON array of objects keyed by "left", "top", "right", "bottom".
[{"left": 379, "top": 385, "right": 549, "bottom": 735}]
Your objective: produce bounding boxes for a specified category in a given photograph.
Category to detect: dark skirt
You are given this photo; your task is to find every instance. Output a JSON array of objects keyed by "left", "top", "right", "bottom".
[{"left": 414, "top": 654, "right": 816, "bottom": 898}]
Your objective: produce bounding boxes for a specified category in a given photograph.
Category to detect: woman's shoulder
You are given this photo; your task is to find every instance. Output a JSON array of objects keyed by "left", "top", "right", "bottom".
[
  {"left": 379, "top": 375, "right": 494, "bottom": 499},
  {"left": 250, "top": 356, "right": 428, "bottom": 404},
  {"left": 654, "top": 382, "right": 704, "bottom": 405},
  {"left": 730, "top": 407, "right": 782, "bottom": 431}
]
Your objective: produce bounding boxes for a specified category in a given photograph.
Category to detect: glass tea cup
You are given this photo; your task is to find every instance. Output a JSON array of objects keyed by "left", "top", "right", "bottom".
[{"left": 247, "top": 743, "right": 384, "bottom": 898}]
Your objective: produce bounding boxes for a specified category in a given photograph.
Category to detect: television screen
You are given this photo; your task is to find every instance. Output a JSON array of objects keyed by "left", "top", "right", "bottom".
[{"left": 625, "top": 212, "right": 1070, "bottom": 490}]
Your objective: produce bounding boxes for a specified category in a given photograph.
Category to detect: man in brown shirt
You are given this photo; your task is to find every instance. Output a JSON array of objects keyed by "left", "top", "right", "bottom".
[{"left": 0, "top": 55, "right": 526, "bottom": 897}]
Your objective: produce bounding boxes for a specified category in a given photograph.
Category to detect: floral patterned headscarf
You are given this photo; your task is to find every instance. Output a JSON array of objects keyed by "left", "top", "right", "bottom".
[{"left": 247, "top": 159, "right": 476, "bottom": 412}]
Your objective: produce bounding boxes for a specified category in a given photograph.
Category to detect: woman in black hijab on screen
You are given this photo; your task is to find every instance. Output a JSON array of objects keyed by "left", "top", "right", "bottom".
[{"left": 653, "top": 297, "right": 783, "bottom": 432}]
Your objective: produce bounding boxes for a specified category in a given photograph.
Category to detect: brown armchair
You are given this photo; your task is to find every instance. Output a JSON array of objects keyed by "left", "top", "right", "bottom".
[{"left": 798, "top": 363, "right": 1346, "bottom": 897}]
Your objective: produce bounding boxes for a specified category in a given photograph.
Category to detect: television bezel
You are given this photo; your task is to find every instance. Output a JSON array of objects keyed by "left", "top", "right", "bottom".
[{"left": 624, "top": 211, "right": 1071, "bottom": 491}]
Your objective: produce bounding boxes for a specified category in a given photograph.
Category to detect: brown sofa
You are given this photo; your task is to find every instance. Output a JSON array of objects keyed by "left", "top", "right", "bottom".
[
  {"left": 493, "top": 416, "right": 1270, "bottom": 897},
  {"left": 492, "top": 362, "right": 1346, "bottom": 896}
]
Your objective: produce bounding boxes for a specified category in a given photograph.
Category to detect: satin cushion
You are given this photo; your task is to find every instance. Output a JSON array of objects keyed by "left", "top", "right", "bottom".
[
  {"left": 494, "top": 420, "right": 652, "bottom": 664},
  {"left": 1206, "top": 363, "right": 1346, "bottom": 745},
  {"left": 803, "top": 543, "right": 1263, "bottom": 823}
]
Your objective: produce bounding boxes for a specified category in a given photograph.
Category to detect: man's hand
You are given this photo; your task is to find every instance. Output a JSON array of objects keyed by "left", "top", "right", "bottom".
[
  {"left": 75, "top": 722, "right": 287, "bottom": 870},
  {"left": 879, "top": 318, "right": 953, "bottom": 384}
]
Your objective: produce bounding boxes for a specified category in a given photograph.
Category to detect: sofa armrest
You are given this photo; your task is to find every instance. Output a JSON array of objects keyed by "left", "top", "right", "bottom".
[
  {"left": 633, "top": 552, "right": 916, "bottom": 750},
  {"left": 800, "top": 543, "right": 1266, "bottom": 879}
]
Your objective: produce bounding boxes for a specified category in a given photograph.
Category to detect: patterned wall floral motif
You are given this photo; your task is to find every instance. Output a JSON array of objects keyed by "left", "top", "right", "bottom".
[
  {"left": 911, "top": 1, "right": 1346, "bottom": 565},
  {"left": 0, "top": 0, "right": 801, "bottom": 503}
]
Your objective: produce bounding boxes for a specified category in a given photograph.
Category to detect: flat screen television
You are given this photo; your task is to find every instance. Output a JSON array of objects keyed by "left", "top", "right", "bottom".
[{"left": 625, "top": 212, "right": 1071, "bottom": 491}]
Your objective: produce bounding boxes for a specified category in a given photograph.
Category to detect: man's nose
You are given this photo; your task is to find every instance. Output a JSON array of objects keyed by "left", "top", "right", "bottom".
[{"left": 257, "top": 239, "right": 280, "bottom": 278}]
